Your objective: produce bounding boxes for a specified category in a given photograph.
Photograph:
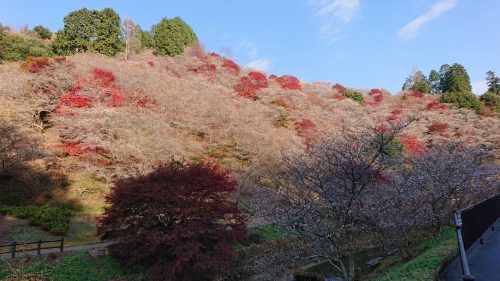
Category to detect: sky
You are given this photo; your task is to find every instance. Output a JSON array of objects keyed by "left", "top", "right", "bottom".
[{"left": 1, "top": 0, "right": 499, "bottom": 94}]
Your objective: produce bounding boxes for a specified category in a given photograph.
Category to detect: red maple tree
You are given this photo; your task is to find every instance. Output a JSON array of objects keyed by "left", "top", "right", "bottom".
[{"left": 97, "top": 160, "right": 247, "bottom": 281}]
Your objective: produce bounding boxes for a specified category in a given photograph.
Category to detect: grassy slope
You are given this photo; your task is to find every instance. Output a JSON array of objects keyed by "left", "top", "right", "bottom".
[{"left": 372, "top": 227, "right": 456, "bottom": 281}]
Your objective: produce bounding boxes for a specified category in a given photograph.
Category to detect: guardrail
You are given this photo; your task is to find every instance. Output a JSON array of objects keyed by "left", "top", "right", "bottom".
[
  {"left": 453, "top": 193, "right": 500, "bottom": 281},
  {"left": 0, "top": 238, "right": 64, "bottom": 258}
]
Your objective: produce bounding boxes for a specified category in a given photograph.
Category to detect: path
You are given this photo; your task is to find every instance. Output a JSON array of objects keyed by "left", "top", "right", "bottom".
[
  {"left": 441, "top": 219, "right": 500, "bottom": 281},
  {"left": 0, "top": 242, "right": 114, "bottom": 260}
]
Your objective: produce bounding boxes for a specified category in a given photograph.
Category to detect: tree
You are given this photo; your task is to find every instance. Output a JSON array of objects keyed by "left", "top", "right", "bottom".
[
  {"left": 52, "top": 8, "right": 122, "bottom": 56},
  {"left": 141, "top": 30, "right": 154, "bottom": 49},
  {"left": 428, "top": 69, "right": 441, "bottom": 94},
  {"left": 485, "top": 70, "right": 500, "bottom": 94},
  {"left": 440, "top": 63, "right": 472, "bottom": 93},
  {"left": 98, "top": 160, "right": 247, "bottom": 281},
  {"left": 402, "top": 70, "right": 431, "bottom": 94},
  {"left": 152, "top": 17, "right": 197, "bottom": 56},
  {"left": 52, "top": 8, "right": 97, "bottom": 55},
  {"left": 94, "top": 8, "right": 122, "bottom": 56},
  {"left": 250, "top": 122, "right": 409, "bottom": 281},
  {"left": 121, "top": 18, "right": 142, "bottom": 60},
  {"left": 33, "top": 25, "right": 51, "bottom": 40},
  {"left": 441, "top": 91, "right": 482, "bottom": 112},
  {"left": 0, "top": 24, "right": 5, "bottom": 62}
]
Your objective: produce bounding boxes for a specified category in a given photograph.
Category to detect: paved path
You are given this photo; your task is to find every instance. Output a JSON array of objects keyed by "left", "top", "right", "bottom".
[
  {"left": 0, "top": 242, "right": 114, "bottom": 260},
  {"left": 441, "top": 219, "right": 500, "bottom": 281}
]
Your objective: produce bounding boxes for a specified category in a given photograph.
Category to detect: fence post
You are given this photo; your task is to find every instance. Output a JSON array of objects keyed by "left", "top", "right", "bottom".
[
  {"left": 60, "top": 237, "right": 64, "bottom": 252},
  {"left": 11, "top": 242, "right": 16, "bottom": 259},
  {"left": 37, "top": 240, "right": 42, "bottom": 255},
  {"left": 454, "top": 212, "right": 475, "bottom": 281}
]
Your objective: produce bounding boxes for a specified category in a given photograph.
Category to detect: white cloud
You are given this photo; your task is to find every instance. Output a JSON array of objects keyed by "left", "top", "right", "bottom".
[
  {"left": 246, "top": 59, "right": 272, "bottom": 72},
  {"left": 234, "top": 39, "right": 258, "bottom": 59},
  {"left": 472, "top": 80, "right": 488, "bottom": 96},
  {"left": 309, "top": 0, "right": 360, "bottom": 43},
  {"left": 398, "top": 0, "right": 457, "bottom": 40}
]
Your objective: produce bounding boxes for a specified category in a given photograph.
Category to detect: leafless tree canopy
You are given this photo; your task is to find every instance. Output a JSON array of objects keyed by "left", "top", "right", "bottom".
[
  {"left": 245, "top": 121, "right": 499, "bottom": 281},
  {"left": 0, "top": 124, "right": 43, "bottom": 177}
]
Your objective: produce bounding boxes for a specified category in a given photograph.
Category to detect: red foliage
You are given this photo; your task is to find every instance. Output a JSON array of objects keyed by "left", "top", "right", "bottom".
[
  {"left": 332, "top": 83, "right": 347, "bottom": 93},
  {"left": 375, "top": 125, "right": 391, "bottom": 134},
  {"left": 190, "top": 63, "right": 217, "bottom": 76},
  {"left": 413, "top": 90, "right": 425, "bottom": 98},
  {"left": 248, "top": 71, "right": 269, "bottom": 88},
  {"left": 369, "top": 89, "right": 382, "bottom": 95},
  {"left": 428, "top": 123, "right": 449, "bottom": 135},
  {"left": 97, "top": 160, "right": 247, "bottom": 281},
  {"left": 234, "top": 77, "right": 259, "bottom": 99},
  {"left": 398, "top": 135, "right": 427, "bottom": 155},
  {"left": 53, "top": 56, "right": 66, "bottom": 63},
  {"left": 294, "top": 119, "right": 319, "bottom": 147},
  {"left": 106, "top": 93, "right": 123, "bottom": 107},
  {"left": 269, "top": 74, "right": 278, "bottom": 80},
  {"left": 221, "top": 59, "right": 240, "bottom": 75},
  {"left": 207, "top": 52, "right": 221, "bottom": 58},
  {"left": 59, "top": 93, "right": 92, "bottom": 108},
  {"left": 386, "top": 106, "right": 403, "bottom": 121},
  {"left": 276, "top": 75, "right": 301, "bottom": 90},
  {"left": 147, "top": 61, "right": 155, "bottom": 67},
  {"left": 271, "top": 99, "right": 288, "bottom": 108},
  {"left": 333, "top": 93, "right": 345, "bottom": 100},
  {"left": 93, "top": 68, "right": 116, "bottom": 87},
  {"left": 20, "top": 56, "right": 50, "bottom": 73},
  {"left": 427, "top": 100, "right": 447, "bottom": 111}
]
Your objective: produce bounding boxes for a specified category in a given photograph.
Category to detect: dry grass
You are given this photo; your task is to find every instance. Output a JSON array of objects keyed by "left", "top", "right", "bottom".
[{"left": 0, "top": 50, "right": 498, "bottom": 213}]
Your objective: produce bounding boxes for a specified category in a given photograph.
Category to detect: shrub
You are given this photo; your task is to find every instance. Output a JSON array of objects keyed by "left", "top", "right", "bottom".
[
  {"left": 0, "top": 34, "right": 52, "bottom": 61},
  {"left": 333, "top": 93, "right": 345, "bottom": 100},
  {"left": 343, "top": 90, "right": 364, "bottom": 103},
  {"left": 235, "top": 77, "right": 259, "bottom": 99},
  {"left": 398, "top": 135, "right": 426, "bottom": 155},
  {"left": 271, "top": 99, "right": 288, "bottom": 109},
  {"left": 332, "top": 83, "right": 347, "bottom": 93},
  {"left": 221, "top": 59, "right": 240, "bottom": 75},
  {"left": 20, "top": 56, "right": 50, "bottom": 73},
  {"left": 276, "top": 75, "right": 301, "bottom": 90},
  {"left": 93, "top": 68, "right": 116, "bottom": 87},
  {"left": 441, "top": 92, "right": 482, "bottom": 112},
  {"left": 189, "top": 62, "right": 217, "bottom": 76},
  {"left": 0, "top": 205, "right": 72, "bottom": 235},
  {"left": 427, "top": 123, "right": 449, "bottom": 135},
  {"left": 427, "top": 100, "right": 447, "bottom": 111},
  {"left": 97, "top": 160, "right": 247, "bottom": 281},
  {"left": 58, "top": 93, "right": 92, "bottom": 108},
  {"left": 248, "top": 71, "right": 269, "bottom": 88},
  {"left": 152, "top": 17, "right": 198, "bottom": 56},
  {"left": 294, "top": 119, "right": 318, "bottom": 147},
  {"left": 480, "top": 92, "right": 500, "bottom": 112}
]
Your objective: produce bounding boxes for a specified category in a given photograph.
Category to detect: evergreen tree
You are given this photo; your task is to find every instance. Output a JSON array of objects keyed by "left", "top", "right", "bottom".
[
  {"left": 52, "top": 8, "right": 122, "bottom": 56},
  {"left": 485, "top": 70, "right": 500, "bottom": 94},
  {"left": 141, "top": 30, "right": 154, "bottom": 49},
  {"left": 440, "top": 63, "right": 472, "bottom": 93},
  {"left": 94, "top": 8, "right": 122, "bottom": 56},
  {"left": 428, "top": 69, "right": 440, "bottom": 94},
  {"left": 33, "top": 25, "right": 51, "bottom": 40},
  {"left": 402, "top": 70, "right": 431, "bottom": 93},
  {"left": 152, "top": 17, "right": 197, "bottom": 56}
]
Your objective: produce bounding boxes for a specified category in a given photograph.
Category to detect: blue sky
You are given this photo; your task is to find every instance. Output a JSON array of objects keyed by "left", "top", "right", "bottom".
[{"left": 1, "top": 0, "right": 499, "bottom": 94}]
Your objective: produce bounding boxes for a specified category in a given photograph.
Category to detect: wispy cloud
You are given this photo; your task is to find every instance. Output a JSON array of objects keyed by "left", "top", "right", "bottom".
[
  {"left": 246, "top": 59, "right": 272, "bottom": 72},
  {"left": 309, "top": 0, "right": 360, "bottom": 43},
  {"left": 398, "top": 0, "right": 457, "bottom": 41},
  {"left": 234, "top": 40, "right": 258, "bottom": 60}
]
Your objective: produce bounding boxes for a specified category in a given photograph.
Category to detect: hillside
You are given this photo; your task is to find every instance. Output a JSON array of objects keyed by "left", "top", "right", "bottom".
[{"left": 0, "top": 47, "right": 499, "bottom": 213}]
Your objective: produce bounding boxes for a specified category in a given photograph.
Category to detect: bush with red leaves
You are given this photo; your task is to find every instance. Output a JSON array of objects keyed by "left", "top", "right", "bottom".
[
  {"left": 221, "top": 59, "right": 240, "bottom": 75},
  {"left": 234, "top": 77, "right": 259, "bottom": 99},
  {"left": 333, "top": 93, "right": 345, "bottom": 100},
  {"left": 294, "top": 119, "right": 319, "bottom": 147},
  {"left": 427, "top": 100, "right": 447, "bottom": 111},
  {"left": 93, "top": 68, "right": 117, "bottom": 87},
  {"left": 428, "top": 123, "right": 449, "bottom": 135},
  {"left": 386, "top": 106, "right": 403, "bottom": 121},
  {"left": 269, "top": 74, "right": 278, "bottom": 80},
  {"left": 332, "top": 83, "right": 347, "bottom": 93},
  {"left": 207, "top": 52, "right": 221, "bottom": 58},
  {"left": 147, "top": 61, "right": 155, "bottom": 67},
  {"left": 98, "top": 160, "right": 247, "bottom": 281},
  {"left": 20, "top": 56, "right": 50, "bottom": 73},
  {"left": 248, "top": 71, "right": 269, "bottom": 88},
  {"left": 398, "top": 135, "right": 427, "bottom": 155},
  {"left": 271, "top": 99, "right": 288, "bottom": 109},
  {"left": 369, "top": 89, "right": 382, "bottom": 95},
  {"left": 276, "top": 75, "right": 301, "bottom": 90},
  {"left": 59, "top": 93, "right": 92, "bottom": 108},
  {"left": 190, "top": 62, "right": 217, "bottom": 76}
]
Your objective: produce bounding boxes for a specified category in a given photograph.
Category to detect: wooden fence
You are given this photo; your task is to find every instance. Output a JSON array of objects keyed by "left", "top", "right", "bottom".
[{"left": 0, "top": 238, "right": 64, "bottom": 258}]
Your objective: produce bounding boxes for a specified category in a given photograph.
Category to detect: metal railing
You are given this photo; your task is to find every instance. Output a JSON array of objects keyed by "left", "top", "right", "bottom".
[
  {"left": 453, "top": 193, "right": 500, "bottom": 281},
  {"left": 0, "top": 238, "right": 64, "bottom": 258}
]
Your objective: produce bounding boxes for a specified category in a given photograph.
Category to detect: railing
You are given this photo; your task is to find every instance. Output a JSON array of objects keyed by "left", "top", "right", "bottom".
[
  {"left": 0, "top": 237, "right": 64, "bottom": 258},
  {"left": 453, "top": 193, "right": 500, "bottom": 281}
]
